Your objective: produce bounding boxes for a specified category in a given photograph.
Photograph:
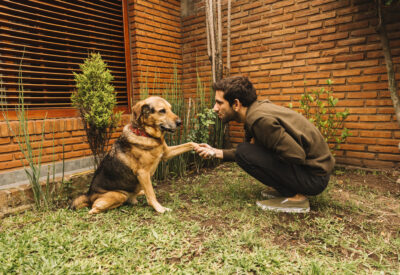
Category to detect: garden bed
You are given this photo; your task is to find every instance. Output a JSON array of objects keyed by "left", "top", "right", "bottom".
[{"left": 1, "top": 163, "right": 399, "bottom": 273}]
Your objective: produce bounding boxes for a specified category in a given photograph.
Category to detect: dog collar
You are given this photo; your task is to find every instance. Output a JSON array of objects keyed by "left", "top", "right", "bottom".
[{"left": 129, "top": 125, "right": 149, "bottom": 137}]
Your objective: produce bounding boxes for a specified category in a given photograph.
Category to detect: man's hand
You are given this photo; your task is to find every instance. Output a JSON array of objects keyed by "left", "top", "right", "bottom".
[{"left": 194, "top": 143, "right": 223, "bottom": 159}]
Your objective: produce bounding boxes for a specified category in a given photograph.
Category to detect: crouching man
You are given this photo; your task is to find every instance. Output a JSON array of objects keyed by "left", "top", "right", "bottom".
[{"left": 194, "top": 76, "right": 335, "bottom": 213}]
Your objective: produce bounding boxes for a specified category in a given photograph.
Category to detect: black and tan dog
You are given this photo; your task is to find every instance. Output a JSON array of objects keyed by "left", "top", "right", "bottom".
[{"left": 71, "top": 96, "right": 197, "bottom": 214}]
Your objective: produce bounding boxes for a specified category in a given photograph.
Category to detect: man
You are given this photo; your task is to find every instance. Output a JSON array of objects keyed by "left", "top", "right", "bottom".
[{"left": 195, "top": 76, "right": 335, "bottom": 213}]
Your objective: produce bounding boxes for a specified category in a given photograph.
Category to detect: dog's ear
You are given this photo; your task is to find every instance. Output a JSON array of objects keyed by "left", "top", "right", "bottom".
[
  {"left": 132, "top": 101, "right": 151, "bottom": 122},
  {"left": 141, "top": 104, "right": 151, "bottom": 118},
  {"left": 132, "top": 100, "right": 144, "bottom": 122}
]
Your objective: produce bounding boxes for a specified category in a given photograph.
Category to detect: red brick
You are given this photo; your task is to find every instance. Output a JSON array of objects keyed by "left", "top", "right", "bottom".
[
  {"left": 363, "top": 83, "right": 388, "bottom": 91},
  {"left": 309, "top": 11, "right": 336, "bottom": 22},
  {"left": 285, "top": 2, "right": 309, "bottom": 13},
  {"left": 305, "top": 72, "right": 331, "bottom": 78},
  {"left": 296, "top": 52, "right": 320, "bottom": 59},
  {"left": 293, "top": 7, "right": 320, "bottom": 18},
  {"left": 359, "top": 115, "right": 391, "bottom": 122},
  {"left": 293, "top": 66, "right": 317, "bottom": 73},
  {"left": 295, "top": 37, "right": 320, "bottom": 46},
  {"left": 346, "top": 151, "right": 375, "bottom": 159},
  {"left": 344, "top": 122, "right": 375, "bottom": 129},
  {"left": 377, "top": 139, "right": 400, "bottom": 146},
  {"left": 375, "top": 123, "right": 400, "bottom": 130},
  {"left": 335, "top": 53, "right": 364, "bottom": 62},
  {"left": 377, "top": 108, "right": 395, "bottom": 114},
  {"left": 272, "top": 0, "right": 295, "bottom": 9},
  {"left": 360, "top": 130, "right": 391, "bottom": 138},
  {"left": 284, "top": 18, "right": 308, "bottom": 27},
  {"left": 307, "top": 57, "right": 334, "bottom": 64},
  {"left": 271, "top": 55, "right": 294, "bottom": 62},
  {"left": 322, "top": 47, "right": 350, "bottom": 56},
  {"left": 284, "top": 46, "right": 307, "bottom": 54},
  {"left": 269, "top": 68, "right": 292, "bottom": 76},
  {"left": 348, "top": 60, "right": 380, "bottom": 68},
  {"left": 332, "top": 69, "right": 362, "bottom": 77},
  {"left": 335, "top": 156, "right": 363, "bottom": 166},
  {"left": 282, "top": 60, "right": 306, "bottom": 67},
  {"left": 0, "top": 153, "right": 13, "bottom": 162},
  {"left": 309, "top": 42, "right": 335, "bottom": 51},
  {"left": 319, "top": 63, "right": 346, "bottom": 70},
  {"left": 347, "top": 76, "right": 379, "bottom": 83},
  {"left": 378, "top": 154, "right": 400, "bottom": 162},
  {"left": 297, "top": 22, "right": 323, "bottom": 31},
  {"left": 363, "top": 159, "right": 396, "bottom": 168},
  {"left": 368, "top": 145, "right": 399, "bottom": 153},
  {"left": 340, "top": 144, "right": 365, "bottom": 151},
  {"left": 310, "top": 27, "right": 336, "bottom": 37},
  {"left": 325, "top": 16, "right": 353, "bottom": 26}
]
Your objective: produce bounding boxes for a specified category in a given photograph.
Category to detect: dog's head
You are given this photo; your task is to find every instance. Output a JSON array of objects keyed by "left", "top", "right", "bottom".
[{"left": 132, "top": 96, "right": 182, "bottom": 138}]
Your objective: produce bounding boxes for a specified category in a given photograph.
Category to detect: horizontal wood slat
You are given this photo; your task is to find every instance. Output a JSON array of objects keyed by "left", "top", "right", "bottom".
[{"left": 0, "top": 0, "right": 128, "bottom": 110}]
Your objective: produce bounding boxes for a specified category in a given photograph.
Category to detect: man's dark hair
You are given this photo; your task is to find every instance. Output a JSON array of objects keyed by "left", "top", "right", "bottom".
[{"left": 212, "top": 76, "right": 257, "bottom": 107}]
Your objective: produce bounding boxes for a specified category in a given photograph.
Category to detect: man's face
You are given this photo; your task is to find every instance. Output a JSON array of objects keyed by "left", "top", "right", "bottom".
[{"left": 213, "top": 91, "right": 236, "bottom": 123}]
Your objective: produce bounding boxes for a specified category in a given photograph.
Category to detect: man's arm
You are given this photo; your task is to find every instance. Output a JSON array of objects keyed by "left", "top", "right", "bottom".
[{"left": 253, "top": 117, "right": 306, "bottom": 164}]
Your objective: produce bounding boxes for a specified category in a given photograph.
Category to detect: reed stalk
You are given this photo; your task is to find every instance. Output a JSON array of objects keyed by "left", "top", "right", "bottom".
[{"left": 0, "top": 55, "right": 59, "bottom": 209}]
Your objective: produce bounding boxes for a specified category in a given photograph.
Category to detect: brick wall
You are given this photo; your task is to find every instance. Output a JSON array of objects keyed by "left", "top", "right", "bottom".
[
  {"left": 0, "top": 115, "right": 131, "bottom": 172},
  {"left": 127, "top": 0, "right": 183, "bottom": 100},
  {"left": 181, "top": 0, "right": 400, "bottom": 169}
]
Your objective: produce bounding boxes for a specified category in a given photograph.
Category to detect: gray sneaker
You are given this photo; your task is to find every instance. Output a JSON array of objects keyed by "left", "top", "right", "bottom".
[
  {"left": 260, "top": 189, "right": 282, "bottom": 199},
  {"left": 256, "top": 197, "right": 310, "bottom": 213}
]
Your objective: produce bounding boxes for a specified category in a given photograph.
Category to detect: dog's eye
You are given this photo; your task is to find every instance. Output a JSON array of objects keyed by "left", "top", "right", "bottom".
[{"left": 159, "top": 109, "right": 166, "bottom": 114}]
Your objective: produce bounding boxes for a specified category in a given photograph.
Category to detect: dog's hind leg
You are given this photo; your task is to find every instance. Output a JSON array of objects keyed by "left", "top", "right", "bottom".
[
  {"left": 127, "top": 186, "right": 145, "bottom": 205},
  {"left": 89, "top": 191, "right": 128, "bottom": 214},
  {"left": 70, "top": 194, "right": 91, "bottom": 210}
]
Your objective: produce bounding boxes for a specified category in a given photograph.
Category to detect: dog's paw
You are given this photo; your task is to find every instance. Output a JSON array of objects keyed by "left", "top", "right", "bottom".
[
  {"left": 155, "top": 206, "right": 172, "bottom": 213},
  {"left": 190, "top": 142, "right": 199, "bottom": 149}
]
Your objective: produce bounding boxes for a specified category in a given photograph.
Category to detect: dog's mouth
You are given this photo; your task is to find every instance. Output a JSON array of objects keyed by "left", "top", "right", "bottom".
[{"left": 160, "top": 125, "right": 176, "bottom": 133}]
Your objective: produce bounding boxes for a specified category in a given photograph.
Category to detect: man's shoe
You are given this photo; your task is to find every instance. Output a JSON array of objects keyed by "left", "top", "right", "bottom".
[
  {"left": 256, "top": 197, "right": 310, "bottom": 213},
  {"left": 260, "top": 189, "right": 282, "bottom": 199}
]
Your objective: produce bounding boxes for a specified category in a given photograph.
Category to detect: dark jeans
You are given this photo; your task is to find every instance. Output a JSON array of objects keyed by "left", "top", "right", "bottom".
[{"left": 235, "top": 142, "right": 330, "bottom": 197}]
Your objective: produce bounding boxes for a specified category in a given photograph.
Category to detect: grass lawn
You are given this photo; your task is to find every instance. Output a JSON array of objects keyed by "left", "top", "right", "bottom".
[{"left": 1, "top": 163, "right": 399, "bottom": 274}]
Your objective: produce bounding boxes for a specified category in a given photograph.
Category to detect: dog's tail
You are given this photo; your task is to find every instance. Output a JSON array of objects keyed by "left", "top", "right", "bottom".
[{"left": 70, "top": 194, "right": 90, "bottom": 210}]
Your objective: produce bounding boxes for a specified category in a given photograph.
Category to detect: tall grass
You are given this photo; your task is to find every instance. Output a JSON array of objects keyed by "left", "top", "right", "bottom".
[
  {"left": 139, "top": 67, "right": 224, "bottom": 180},
  {"left": 0, "top": 58, "right": 59, "bottom": 209}
]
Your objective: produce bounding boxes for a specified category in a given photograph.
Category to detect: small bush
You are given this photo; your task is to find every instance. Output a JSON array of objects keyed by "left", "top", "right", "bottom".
[
  {"left": 72, "top": 52, "right": 121, "bottom": 167},
  {"left": 290, "top": 80, "right": 350, "bottom": 153}
]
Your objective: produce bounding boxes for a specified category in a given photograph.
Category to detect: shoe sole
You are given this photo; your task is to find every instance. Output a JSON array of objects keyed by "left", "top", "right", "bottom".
[{"left": 256, "top": 201, "right": 310, "bottom": 213}]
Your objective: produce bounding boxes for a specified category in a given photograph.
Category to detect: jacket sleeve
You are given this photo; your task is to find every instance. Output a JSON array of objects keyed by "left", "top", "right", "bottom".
[
  {"left": 252, "top": 117, "right": 306, "bottom": 164},
  {"left": 222, "top": 148, "right": 236, "bottom": 162}
]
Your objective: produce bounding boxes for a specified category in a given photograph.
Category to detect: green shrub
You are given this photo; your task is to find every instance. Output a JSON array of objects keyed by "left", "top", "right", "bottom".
[
  {"left": 72, "top": 52, "right": 121, "bottom": 167},
  {"left": 290, "top": 80, "right": 350, "bottom": 153}
]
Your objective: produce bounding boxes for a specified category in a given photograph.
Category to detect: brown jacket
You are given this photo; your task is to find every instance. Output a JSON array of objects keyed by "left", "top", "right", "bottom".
[{"left": 223, "top": 100, "right": 335, "bottom": 176}]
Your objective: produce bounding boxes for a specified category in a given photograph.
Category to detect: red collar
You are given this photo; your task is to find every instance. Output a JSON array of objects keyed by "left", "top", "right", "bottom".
[{"left": 129, "top": 125, "right": 149, "bottom": 137}]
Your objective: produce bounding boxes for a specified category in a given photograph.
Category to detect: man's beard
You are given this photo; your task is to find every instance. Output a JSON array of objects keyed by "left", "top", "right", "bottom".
[{"left": 221, "top": 109, "right": 240, "bottom": 123}]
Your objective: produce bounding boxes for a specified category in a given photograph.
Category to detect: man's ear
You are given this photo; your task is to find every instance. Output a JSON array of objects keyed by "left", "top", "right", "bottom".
[{"left": 232, "top": 99, "right": 241, "bottom": 112}]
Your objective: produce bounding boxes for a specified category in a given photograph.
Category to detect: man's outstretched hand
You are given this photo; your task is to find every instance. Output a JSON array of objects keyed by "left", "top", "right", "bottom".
[{"left": 194, "top": 143, "right": 223, "bottom": 159}]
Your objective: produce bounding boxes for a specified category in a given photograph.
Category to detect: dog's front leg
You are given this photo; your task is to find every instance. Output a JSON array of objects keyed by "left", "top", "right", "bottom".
[
  {"left": 137, "top": 170, "right": 170, "bottom": 213},
  {"left": 162, "top": 142, "right": 197, "bottom": 161}
]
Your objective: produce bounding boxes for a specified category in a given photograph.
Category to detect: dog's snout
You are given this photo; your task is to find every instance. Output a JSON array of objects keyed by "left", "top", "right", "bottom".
[{"left": 176, "top": 119, "right": 182, "bottom": 127}]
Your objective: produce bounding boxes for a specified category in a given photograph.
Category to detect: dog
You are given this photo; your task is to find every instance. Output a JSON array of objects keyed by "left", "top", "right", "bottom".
[{"left": 71, "top": 96, "right": 197, "bottom": 214}]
